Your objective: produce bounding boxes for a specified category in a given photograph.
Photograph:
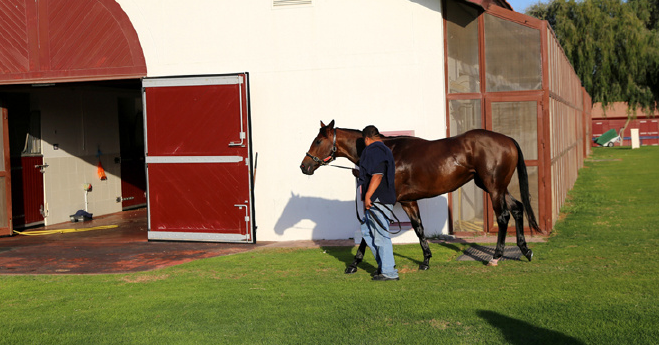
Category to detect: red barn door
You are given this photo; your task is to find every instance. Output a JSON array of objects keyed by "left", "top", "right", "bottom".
[
  {"left": 640, "top": 120, "right": 659, "bottom": 146},
  {"left": 143, "top": 74, "right": 255, "bottom": 242},
  {"left": 0, "top": 106, "right": 11, "bottom": 236}
]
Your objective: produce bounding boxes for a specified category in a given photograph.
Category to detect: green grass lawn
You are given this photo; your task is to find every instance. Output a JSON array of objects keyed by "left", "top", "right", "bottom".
[{"left": 1, "top": 147, "right": 658, "bottom": 344}]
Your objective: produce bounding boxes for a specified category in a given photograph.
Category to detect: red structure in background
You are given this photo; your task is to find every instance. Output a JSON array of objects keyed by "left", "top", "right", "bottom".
[{"left": 591, "top": 103, "right": 659, "bottom": 147}]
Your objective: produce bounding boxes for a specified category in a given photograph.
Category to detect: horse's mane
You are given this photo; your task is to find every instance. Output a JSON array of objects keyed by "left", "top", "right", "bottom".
[
  {"left": 338, "top": 128, "right": 362, "bottom": 135},
  {"left": 384, "top": 134, "right": 415, "bottom": 139},
  {"left": 337, "top": 127, "right": 415, "bottom": 139}
]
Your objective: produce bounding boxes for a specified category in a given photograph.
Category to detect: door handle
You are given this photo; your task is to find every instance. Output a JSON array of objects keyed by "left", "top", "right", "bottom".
[{"left": 35, "top": 164, "right": 49, "bottom": 173}]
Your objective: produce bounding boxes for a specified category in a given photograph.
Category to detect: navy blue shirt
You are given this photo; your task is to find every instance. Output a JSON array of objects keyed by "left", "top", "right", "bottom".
[{"left": 358, "top": 141, "right": 396, "bottom": 204}]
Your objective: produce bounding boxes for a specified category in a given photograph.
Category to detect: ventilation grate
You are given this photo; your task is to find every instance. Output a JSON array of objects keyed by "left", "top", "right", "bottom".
[{"left": 274, "top": 0, "right": 312, "bottom": 7}]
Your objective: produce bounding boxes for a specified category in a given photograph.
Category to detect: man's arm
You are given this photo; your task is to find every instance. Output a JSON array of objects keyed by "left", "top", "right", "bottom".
[{"left": 364, "top": 173, "right": 383, "bottom": 210}]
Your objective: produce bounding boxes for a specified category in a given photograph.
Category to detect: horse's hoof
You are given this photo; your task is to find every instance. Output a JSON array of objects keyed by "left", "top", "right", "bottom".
[
  {"left": 525, "top": 249, "right": 534, "bottom": 262},
  {"left": 344, "top": 266, "right": 358, "bottom": 274},
  {"left": 419, "top": 264, "right": 429, "bottom": 271},
  {"left": 487, "top": 258, "right": 499, "bottom": 266}
]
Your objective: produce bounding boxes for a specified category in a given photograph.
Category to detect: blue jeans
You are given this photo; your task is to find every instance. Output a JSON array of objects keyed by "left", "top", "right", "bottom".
[{"left": 361, "top": 201, "right": 398, "bottom": 278}]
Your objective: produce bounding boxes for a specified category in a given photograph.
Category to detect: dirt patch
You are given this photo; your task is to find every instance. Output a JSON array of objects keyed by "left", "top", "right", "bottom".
[{"left": 121, "top": 274, "right": 170, "bottom": 284}]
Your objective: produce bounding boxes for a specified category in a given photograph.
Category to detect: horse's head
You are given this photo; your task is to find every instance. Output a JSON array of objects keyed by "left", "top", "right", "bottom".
[{"left": 300, "top": 120, "right": 337, "bottom": 175}]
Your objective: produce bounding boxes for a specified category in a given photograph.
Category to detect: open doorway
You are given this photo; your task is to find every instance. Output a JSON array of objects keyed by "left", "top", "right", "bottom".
[
  {"left": 118, "top": 95, "right": 146, "bottom": 210},
  {"left": 4, "top": 92, "right": 45, "bottom": 228},
  {"left": 0, "top": 79, "right": 145, "bottom": 230}
]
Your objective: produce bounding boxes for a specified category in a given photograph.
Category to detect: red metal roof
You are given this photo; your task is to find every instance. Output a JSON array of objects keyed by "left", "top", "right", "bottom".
[{"left": 0, "top": 0, "right": 146, "bottom": 85}]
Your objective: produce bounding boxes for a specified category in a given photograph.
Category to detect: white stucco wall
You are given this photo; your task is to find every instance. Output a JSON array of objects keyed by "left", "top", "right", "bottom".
[{"left": 118, "top": 0, "right": 448, "bottom": 242}]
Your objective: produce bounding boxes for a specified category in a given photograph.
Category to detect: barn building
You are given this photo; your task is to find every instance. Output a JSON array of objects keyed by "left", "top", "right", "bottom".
[
  {"left": 591, "top": 102, "right": 659, "bottom": 147},
  {"left": 0, "top": 0, "right": 591, "bottom": 243}
]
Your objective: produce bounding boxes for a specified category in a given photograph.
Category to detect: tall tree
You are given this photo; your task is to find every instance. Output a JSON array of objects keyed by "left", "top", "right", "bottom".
[
  {"left": 628, "top": 0, "right": 659, "bottom": 109},
  {"left": 527, "top": 0, "right": 658, "bottom": 114}
]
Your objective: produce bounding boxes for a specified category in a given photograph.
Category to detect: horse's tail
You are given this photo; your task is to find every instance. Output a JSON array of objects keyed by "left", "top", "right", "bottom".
[{"left": 512, "top": 139, "right": 543, "bottom": 234}]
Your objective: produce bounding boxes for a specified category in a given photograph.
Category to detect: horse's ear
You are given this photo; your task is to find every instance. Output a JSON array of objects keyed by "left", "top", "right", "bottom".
[{"left": 320, "top": 120, "right": 335, "bottom": 129}]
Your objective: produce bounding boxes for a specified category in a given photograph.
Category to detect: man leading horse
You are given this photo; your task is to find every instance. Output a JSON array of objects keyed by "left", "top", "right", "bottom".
[
  {"left": 301, "top": 120, "right": 540, "bottom": 273},
  {"left": 356, "top": 125, "right": 399, "bottom": 281}
]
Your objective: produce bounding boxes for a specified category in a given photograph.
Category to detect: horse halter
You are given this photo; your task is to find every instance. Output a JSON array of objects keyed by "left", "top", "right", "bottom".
[{"left": 306, "top": 128, "right": 337, "bottom": 166}]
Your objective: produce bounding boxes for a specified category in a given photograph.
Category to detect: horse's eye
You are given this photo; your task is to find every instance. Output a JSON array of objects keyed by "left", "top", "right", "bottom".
[{"left": 315, "top": 140, "right": 322, "bottom": 145}]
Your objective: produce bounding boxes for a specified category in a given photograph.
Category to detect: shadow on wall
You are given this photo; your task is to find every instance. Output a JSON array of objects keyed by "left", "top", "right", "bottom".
[
  {"left": 274, "top": 192, "right": 448, "bottom": 241},
  {"left": 477, "top": 310, "right": 585, "bottom": 345},
  {"left": 274, "top": 193, "right": 359, "bottom": 239},
  {"left": 408, "top": 0, "right": 441, "bottom": 12}
]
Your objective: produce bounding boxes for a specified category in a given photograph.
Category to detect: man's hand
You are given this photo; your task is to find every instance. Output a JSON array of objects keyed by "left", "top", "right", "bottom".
[{"left": 365, "top": 197, "right": 373, "bottom": 210}]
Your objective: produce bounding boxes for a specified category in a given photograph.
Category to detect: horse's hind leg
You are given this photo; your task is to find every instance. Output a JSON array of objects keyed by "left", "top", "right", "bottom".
[
  {"left": 489, "top": 191, "right": 510, "bottom": 266},
  {"left": 510, "top": 197, "right": 533, "bottom": 261},
  {"left": 345, "top": 239, "right": 367, "bottom": 274},
  {"left": 401, "top": 201, "right": 432, "bottom": 270}
]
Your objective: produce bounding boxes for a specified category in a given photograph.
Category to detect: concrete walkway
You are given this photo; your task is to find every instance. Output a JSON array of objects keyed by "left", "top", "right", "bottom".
[{"left": 0, "top": 208, "right": 545, "bottom": 275}]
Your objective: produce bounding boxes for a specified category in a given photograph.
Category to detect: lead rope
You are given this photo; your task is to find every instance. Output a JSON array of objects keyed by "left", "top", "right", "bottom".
[
  {"left": 324, "top": 165, "right": 402, "bottom": 234},
  {"left": 354, "top": 188, "right": 402, "bottom": 234}
]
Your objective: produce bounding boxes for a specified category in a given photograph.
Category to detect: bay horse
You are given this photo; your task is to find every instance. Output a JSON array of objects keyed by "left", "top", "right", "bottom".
[{"left": 300, "top": 120, "right": 542, "bottom": 271}]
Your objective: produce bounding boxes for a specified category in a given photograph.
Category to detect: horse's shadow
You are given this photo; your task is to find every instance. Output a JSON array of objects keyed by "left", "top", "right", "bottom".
[
  {"left": 274, "top": 192, "right": 359, "bottom": 238},
  {"left": 274, "top": 193, "right": 373, "bottom": 271},
  {"left": 321, "top": 246, "right": 378, "bottom": 274},
  {"left": 274, "top": 192, "right": 452, "bottom": 272},
  {"left": 394, "top": 241, "right": 464, "bottom": 267},
  {"left": 320, "top": 241, "right": 464, "bottom": 274}
]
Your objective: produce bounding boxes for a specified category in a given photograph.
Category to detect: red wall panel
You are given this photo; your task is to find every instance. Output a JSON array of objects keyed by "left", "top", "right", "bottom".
[
  {"left": 145, "top": 85, "right": 243, "bottom": 157},
  {"left": 148, "top": 163, "right": 248, "bottom": 234}
]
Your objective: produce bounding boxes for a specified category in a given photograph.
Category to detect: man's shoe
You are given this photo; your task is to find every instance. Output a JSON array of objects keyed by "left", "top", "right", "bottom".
[{"left": 372, "top": 274, "right": 399, "bottom": 281}]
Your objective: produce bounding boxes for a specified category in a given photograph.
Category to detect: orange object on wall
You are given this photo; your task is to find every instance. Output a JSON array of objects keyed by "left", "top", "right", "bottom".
[{"left": 97, "top": 161, "right": 107, "bottom": 180}]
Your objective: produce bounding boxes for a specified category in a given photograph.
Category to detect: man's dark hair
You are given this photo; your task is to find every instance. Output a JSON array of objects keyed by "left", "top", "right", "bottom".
[{"left": 362, "top": 125, "right": 381, "bottom": 139}]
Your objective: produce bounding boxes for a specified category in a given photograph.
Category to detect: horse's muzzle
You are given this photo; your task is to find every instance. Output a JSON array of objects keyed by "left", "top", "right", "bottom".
[{"left": 300, "top": 163, "right": 316, "bottom": 175}]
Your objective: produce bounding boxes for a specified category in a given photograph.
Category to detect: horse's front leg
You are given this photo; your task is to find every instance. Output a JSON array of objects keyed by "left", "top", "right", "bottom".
[
  {"left": 345, "top": 238, "right": 367, "bottom": 274},
  {"left": 401, "top": 201, "right": 432, "bottom": 270}
]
